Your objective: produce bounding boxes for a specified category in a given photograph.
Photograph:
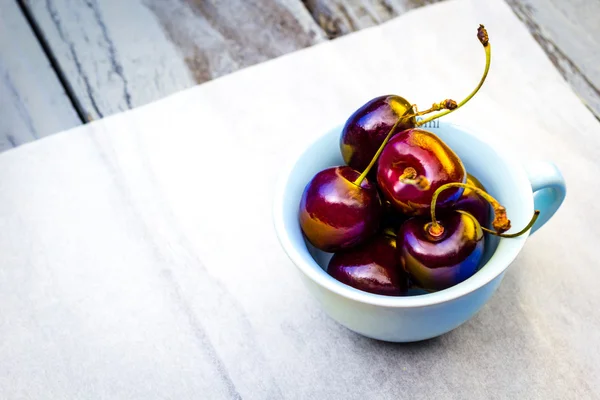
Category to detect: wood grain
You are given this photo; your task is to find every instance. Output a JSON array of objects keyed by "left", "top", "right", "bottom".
[
  {"left": 0, "top": 0, "right": 80, "bottom": 153},
  {"left": 14, "top": 0, "right": 600, "bottom": 143},
  {"left": 505, "top": 0, "right": 600, "bottom": 119},
  {"left": 302, "top": 0, "right": 442, "bottom": 38},
  {"left": 22, "top": 0, "right": 325, "bottom": 120},
  {"left": 143, "top": 0, "right": 326, "bottom": 83}
]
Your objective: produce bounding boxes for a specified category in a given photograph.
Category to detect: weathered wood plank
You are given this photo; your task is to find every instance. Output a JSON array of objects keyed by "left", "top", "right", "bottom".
[
  {"left": 302, "top": 0, "right": 600, "bottom": 119},
  {"left": 22, "top": 0, "right": 326, "bottom": 120},
  {"left": 0, "top": 0, "right": 80, "bottom": 153},
  {"left": 504, "top": 0, "right": 600, "bottom": 119},
  {"left": 302, "top": 0, "right": 442, "bottom": 38},
  {"left": 20, "top": 0, "right": 600, "bottom": 126}
]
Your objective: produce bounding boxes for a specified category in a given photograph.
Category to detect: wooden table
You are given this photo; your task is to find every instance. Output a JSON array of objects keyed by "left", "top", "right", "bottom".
[{"left": 2, "top": 0, "right": 600, "bottom": 152}]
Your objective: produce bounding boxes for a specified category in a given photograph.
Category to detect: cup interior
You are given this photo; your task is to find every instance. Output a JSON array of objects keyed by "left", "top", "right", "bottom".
[{"left": 274, "top": 122, "right": 534, "bottom": 307}]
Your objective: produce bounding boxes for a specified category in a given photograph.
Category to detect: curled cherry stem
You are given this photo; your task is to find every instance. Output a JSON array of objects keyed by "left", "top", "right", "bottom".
[
  {"left": 416, "top": 24, "right": 491, "bottom": 127},
  {"left": 482, "top": 211, "right": 540, "bottom": 238},
  {"left": 429, "top": 182, "right": 536, "bottom": 238},
  {"left": 430, "top": 182, "right": 506, "bottom": 234},
  {"left": 354, "top": 25, "right": 491, "bottom": 188}
]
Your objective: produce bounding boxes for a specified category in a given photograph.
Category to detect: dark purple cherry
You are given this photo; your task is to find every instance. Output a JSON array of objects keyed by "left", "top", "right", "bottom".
[
  {"left": 377, "top": 128, "right": 466, "bottom": 216},
  {"left": 398, "top": 182, "right": 540, "bottom": 291},
  {"left": 299, "top": 112, "right": 412, "bottom": 252},
  {"left": 398, "top": 211, "right": 484, "bottom": 291},
  {"left": 340, "top": 95, "right": 415, "bottom": 172},
  {"left": 299, "top": 166, "right": 382, "bottom": 252},
  {"left": 452, "top": 174, "right": 491, "bottom": 227},
  {"left": 328, "top": 234, "right": 408, "bottom": 296}
]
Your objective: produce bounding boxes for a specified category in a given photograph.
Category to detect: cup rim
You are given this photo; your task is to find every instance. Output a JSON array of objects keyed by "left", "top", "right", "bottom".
[{"left": 273, "top": 121, "right": 533, "bottom": 308}]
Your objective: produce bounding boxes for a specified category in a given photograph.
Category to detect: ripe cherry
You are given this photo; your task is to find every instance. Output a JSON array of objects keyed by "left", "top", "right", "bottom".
[
  {"left": 299, "top": 118, "right": 408, "bottom": 252},
  {"left": 398, "top": 182, "right": 540, "bottom": 291},
  {"left": 340, "top": 95, "right": 416, "bottom": 172},
  {"left": 299, "top": 166, "right": 382, "bottom": 252},
  {"left": 376, "top": 128, "right": 466, "bottom": 216},
  {"left": 328, "top": 233, "right": 408, "bottom": 296},
  {"left": 398, "top": 210, "right": 484, "bottom": 291}
]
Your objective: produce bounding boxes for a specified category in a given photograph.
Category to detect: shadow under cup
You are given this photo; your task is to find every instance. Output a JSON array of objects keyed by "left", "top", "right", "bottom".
[{"left": 277, "top": 121, "right": 534, "bottom": 340}]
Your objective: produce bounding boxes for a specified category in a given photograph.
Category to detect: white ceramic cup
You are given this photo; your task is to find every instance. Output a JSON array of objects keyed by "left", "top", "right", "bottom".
[{"left": 273, "top": 122, "right": 566, "bottom": 342}]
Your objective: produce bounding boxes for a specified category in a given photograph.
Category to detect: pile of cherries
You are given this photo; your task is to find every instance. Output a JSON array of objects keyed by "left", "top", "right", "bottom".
[{"left": 298, "top": 26, "right": 539, "bottom": 296}]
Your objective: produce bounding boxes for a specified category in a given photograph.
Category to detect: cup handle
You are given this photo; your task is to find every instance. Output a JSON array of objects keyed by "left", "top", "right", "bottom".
[{"left": 523, "top": 161, "right": 566, "bottom": 235}]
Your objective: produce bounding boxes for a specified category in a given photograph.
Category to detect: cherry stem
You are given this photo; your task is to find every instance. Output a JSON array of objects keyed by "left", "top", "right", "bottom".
[
  {"left": 430, "top": 182, "right": 509, "bottom": 234},
  {"left": 354, "top": 117, "right": 405, "bottom": 186},
  {"left": 353, "top": 25, "right": 490, "bottom": 188},
  {"left": 389, "top": 100, "right": 456, "bottom": 128},
  {"left": 416, "top": 24, "right": 491, "bottom": 127},
  {"left": 411, "top": 100, "right": 458, "bottom": 118},
  {"left": 429, "top": 182, "right": 537, "bottom": 238},
  {"left": 482, "top": 211, "right": 540, "bottom": 238}
]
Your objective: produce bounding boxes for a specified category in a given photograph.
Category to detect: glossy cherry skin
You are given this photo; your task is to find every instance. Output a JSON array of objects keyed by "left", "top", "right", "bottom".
[
  {"left": 328, "top": 234, "right": 408, "bottom": 296},
  {"left": 452, "top": 174, "right": 491, "bottom": 227},
  {"left": 299, "top": 166, "right": 382, "bottom": 252},
  {"left": 397, "top": 210, "right": 484, "bottom": 291},
  {"left": 340, "top": 95, "right": 415, "bottom": 172},
  {"left": 377, "top": 128, "right": 466, "bottom": 216}
]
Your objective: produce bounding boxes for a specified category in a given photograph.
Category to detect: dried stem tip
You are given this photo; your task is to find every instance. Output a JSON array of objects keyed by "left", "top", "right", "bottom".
[
  {"left": 478, "top": 24, "right": 489, "bottom": 46},
  {"left": 492, "top": 206, "right": 511, "bottom": 233},
  {"left": 444, "top": 99, "right": 458, "bottom": 110}
]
